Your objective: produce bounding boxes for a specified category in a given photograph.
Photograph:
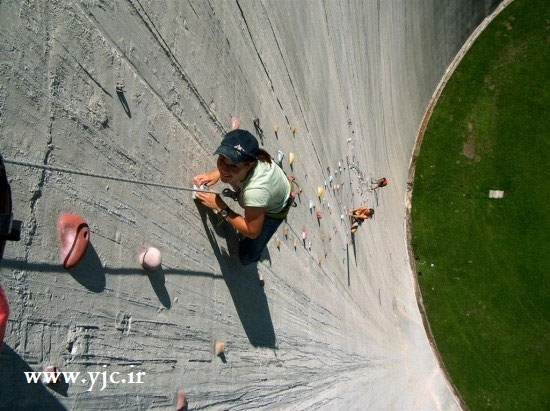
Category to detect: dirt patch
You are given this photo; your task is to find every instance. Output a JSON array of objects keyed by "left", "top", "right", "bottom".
[{"left": 462, "top": 122, "right": 481, "bottom": 161}]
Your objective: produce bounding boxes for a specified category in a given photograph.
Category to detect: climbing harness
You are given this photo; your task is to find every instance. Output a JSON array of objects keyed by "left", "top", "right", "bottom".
[{"left": 2, "top": 158, "right": 238, "bottom": 199}]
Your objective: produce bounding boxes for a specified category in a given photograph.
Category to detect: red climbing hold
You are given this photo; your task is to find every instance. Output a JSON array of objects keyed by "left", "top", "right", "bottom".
[
  {"left": 57, "top": 213, "right": 90, "bottom": 269},
  {"left": 0, "top": 285, "right": 8, "bottom": 352}
]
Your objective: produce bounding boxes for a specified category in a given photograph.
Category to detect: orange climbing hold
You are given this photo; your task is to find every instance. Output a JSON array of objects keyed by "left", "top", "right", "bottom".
[
  {"left": 215, "top": 342, "right": 225, "bottom": 356},
  {"left": 57, "top": 213, "right": 90, "bottom": 269},
  {"left": 316, "top": 210, "right": 323, "bottom": 219}
]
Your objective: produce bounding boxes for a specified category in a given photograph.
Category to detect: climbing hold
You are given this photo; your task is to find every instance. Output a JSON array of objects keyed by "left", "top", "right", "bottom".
[
  {"left": 274, "top": 125, "right": 279, "bottom": 133},
  {"left": 293, "top": 238, "right": 298, "bottom": 248},
  {"left": 316, "top": 210, "right": 323, "bottom": 219},
  {"left": 57, "top": 214, "right": 90, "bottom": 270},
  {"left": 336, "top": 184, "right": 340, "bottom": 190},
  {"left": 284, "top": 225, "right": 289, "bottom": 237},
  {"left": 289, "top": 152, "right": 295, "bottom": 165},
  {"left": 192, "top": 184, "right": 207, "bottom": 199},
  {"left": 140, "top": 247, "right": 162, "bottom": 270},
  {"left": 322, "top": 197, "right": 326, "bottom": 204},
  {"left": 115, "top": 82, "right": 124, "bottom": 93},
  {"left": 231, "top": 117, "right": 240, "bottom": 130},
  {"left": 329, "top": 175, "right": 333, "bottom": 182},
  {"left": 324, "top": 180, "right": 327, "bottom": 188},
  {"left": 302, "top": 229, "right": 307, "bottom": 240},
  {"left": 215, "top": 342, "right": 225, "bottom": 356},
  {"left": 317, "top": 186, "right": 324, "bottom": 198},
  {"left": 275, "top": 237, "right": 282, "bottom": 248},
  {"left": 290, "top": 126, "right": 296, "bottom": 135},
  {"left": 277, "top": 150, "right": 285, "bottom": 163},
  {"left": 176, "top": 390, "right": 188, "bottom": 411},
  {"left": 41, "top": 366, "right": 61, "bottom": 385},
  {"left": 308, "top": 241, "right": 312, "bottom": 251},
  {"left": 0, "top": 285, "right": 8, "bottom": 352},
  {"left": 252, "top": 116, "right": 260, "bottom": 128},
  {"left": 309, "top": 200, "right": 314, "bottom": 210},
  {"left": 340, "top": 214, "right": 344, "bottom": 221}
]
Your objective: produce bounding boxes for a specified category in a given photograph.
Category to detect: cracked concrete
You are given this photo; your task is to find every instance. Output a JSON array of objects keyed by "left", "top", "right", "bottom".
[{"left": 1, "top": 0, "right": 503, "bottom": 409}]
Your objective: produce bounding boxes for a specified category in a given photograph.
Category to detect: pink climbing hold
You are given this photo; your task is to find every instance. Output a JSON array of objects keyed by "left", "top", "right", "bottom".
[
  {"left": 0, "top": 285, "right": 8, "bottom": 352},
  {"left": 316, "top": 210, "right": 323, "bottom": 219},
  {"left": 57, "top": 213, "right": 90, "bottom": 269},
  {"left": 140, "top": 247, "right": 162, "bottom": 270},
  {"left": 41, "top": 366, "right": 61, "bottom": 385},
  {"left": 231, "top": 117, "right": 240, "bottom": 130}
]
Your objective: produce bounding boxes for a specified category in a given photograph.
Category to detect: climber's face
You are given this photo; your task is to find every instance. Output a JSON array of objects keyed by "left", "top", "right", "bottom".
[{"left": 217, "top": 155, "right": 254, "bottom": 184}]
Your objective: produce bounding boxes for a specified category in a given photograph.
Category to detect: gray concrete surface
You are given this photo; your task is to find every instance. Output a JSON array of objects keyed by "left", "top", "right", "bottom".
[{"left": 0, "top": 0, "right": 501, "bottom": 409}]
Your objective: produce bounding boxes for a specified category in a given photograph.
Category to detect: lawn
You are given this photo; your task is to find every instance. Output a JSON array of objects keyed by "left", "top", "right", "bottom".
[{"left": 411, "top": 0, "right": 550, "bottom": 408}]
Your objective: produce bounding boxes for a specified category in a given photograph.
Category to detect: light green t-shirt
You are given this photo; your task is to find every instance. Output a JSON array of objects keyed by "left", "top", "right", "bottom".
[{"left": 232, "top": 161, "right": 290, "bottom": 214}]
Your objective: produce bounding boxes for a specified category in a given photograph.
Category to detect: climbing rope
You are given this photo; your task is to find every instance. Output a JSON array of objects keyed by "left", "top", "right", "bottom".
[{"left": 3, "top": 158, "right": 235, "bottom": 198}]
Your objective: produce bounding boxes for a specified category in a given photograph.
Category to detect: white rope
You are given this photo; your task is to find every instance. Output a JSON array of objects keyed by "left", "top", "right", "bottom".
[{"left": 3, "top": 158, "right": 217, "bottom": 194}]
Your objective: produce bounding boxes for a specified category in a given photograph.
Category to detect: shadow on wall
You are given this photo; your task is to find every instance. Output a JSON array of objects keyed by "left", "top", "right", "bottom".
[
  {"left": 0, "top": 344, "right": 66, "bottom": 410},
  {"left": 1, "top": 209, "right": 277, "bottom": 348},
  {"left": 196, "top": 205, "right": 277, "bottom": 349}
]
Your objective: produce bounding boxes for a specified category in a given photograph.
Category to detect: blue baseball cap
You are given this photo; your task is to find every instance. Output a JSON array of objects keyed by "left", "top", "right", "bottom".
[{"left": 214, "top": 129, "right": 259, "bottom": 164}]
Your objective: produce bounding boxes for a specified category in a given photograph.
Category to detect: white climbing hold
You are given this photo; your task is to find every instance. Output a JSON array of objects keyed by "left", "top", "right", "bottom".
[
  {"left": 140, "top": 247, "right": 162, "bottom": 270},
  {"left": 277, "top": 150, "right": 284, "bottom": 163}
]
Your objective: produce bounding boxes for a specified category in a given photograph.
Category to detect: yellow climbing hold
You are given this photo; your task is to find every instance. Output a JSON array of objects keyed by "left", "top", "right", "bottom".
[
  {"left": 289, "top": 152, "right": 295, "bottom": 165},
  {"left": 284, "top": 225, "right": 289, "bottom": 236},
  {"left": 317, "top": 186, "right": 324, "bottom": 198},
  {"left": 290, "top": 126, "right": 297, "bottom": 135}
]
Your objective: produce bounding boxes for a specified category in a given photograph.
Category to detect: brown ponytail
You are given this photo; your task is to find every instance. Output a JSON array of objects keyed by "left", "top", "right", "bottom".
[{"left": 242, "top": 148, "right": 272, "bottom": 165}]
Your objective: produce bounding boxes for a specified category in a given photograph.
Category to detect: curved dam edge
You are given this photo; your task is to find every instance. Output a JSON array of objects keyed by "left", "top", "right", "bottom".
[
  {"left": 0, "top": 1, "right": 503, "bottom": 409},
  {"left": 405, "top": 0, "right": 514, "bottom": 408}
]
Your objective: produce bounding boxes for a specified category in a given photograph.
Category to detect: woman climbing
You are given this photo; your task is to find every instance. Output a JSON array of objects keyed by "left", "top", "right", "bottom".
[
  {"left": 348, "top": 206, "right": 374, "bottom": 234},
  {"left": 194, "top": 129, "right": 292, "bottom": 265}
]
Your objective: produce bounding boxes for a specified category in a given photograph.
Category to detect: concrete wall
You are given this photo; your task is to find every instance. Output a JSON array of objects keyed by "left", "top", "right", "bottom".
[{"left": 0, "top": 0, "right": 500, "bottom": 409}]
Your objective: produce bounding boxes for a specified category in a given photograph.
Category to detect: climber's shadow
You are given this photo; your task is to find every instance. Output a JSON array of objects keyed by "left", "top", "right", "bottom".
[
  {"left": 196, "top": 204, "right": 276, "bottom": 348},
  {"left": 0, "top": 344, "right": 66, "bottom": 409}
]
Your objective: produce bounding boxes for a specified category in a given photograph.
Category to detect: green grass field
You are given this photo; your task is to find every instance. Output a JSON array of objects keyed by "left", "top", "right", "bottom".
[{"left": 411, "top": 0, "right": 549, "bottom": 408}]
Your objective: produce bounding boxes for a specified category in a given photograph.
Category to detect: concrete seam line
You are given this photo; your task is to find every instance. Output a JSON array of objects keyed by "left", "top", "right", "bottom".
[{"left": 404, "top": 0, "right": 515, "bottom": 409}]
